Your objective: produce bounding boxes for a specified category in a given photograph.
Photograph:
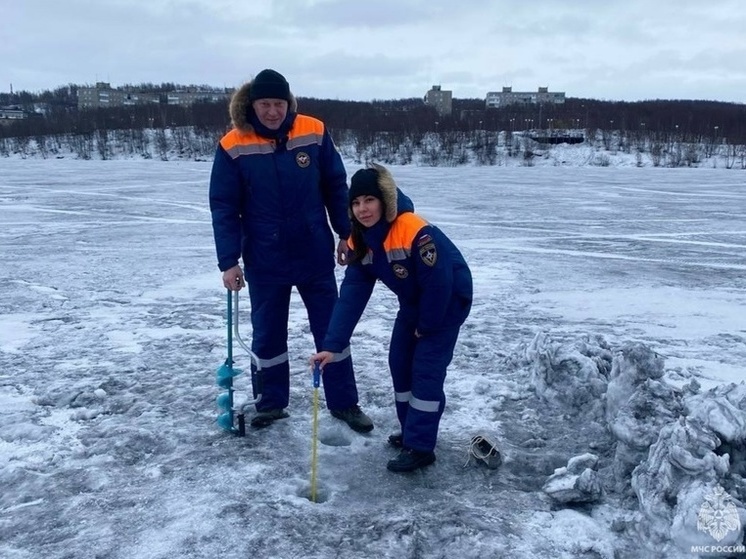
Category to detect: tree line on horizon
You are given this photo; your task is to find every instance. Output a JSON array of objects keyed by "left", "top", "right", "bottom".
[
  {"left": 1, "top": 83, "right": 745, "bottom": 142},
  {"left": 1, "top": 84, "right": 745, "bottom": 169}
]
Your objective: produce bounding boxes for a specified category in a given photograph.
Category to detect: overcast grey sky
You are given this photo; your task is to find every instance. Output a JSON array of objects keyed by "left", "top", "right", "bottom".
[{"left": 4, "top": 0, "right": 745, "bottom": 103}]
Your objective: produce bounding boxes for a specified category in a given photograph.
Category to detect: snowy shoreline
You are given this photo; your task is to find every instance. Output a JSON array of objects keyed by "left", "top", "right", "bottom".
[{"left": 2, "top": 128, "right": 745, "bottom": 170}]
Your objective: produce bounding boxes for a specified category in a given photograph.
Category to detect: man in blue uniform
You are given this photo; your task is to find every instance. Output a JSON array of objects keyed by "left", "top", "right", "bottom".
[{"left": 209, "top": 69, "right": 373, "bottom": 433}]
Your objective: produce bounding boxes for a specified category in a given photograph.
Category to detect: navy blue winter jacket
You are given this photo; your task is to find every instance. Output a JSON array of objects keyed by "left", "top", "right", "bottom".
[
  {"left": 323, "top": 190, "right": 473, "bottom": 352},
  {"left": 209, "top": 111, "right": 351, "bottom": 284}
]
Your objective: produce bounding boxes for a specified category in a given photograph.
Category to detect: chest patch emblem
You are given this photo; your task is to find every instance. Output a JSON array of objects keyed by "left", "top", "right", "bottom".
[
  {"left": 419, "top": 243, "right": 437, "bottom": 267},
  {"left": 392, "top": 263, "right": 408, "bottom": 279},
  {"left": 296, "top": 152, "right": 310, "bottom": 168}
]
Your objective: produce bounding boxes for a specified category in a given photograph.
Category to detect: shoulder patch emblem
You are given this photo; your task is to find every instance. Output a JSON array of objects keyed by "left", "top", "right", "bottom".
[
  {"left": 417, "top": 233, "right": 433, "bottom": 247},
  {"left": 419, "top": 243, "right": 437, "bottom": 267},
  {"left": 392, "top": 263, "right": 408, "bottom": 279},
  {"left": 296, "top": 152, "right": 310, "bottom": 168}
]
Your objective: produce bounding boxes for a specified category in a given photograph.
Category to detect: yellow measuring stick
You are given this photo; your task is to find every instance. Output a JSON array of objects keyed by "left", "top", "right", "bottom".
[{"left": 310, "top": 362, "right": 321, "bottom": 502}]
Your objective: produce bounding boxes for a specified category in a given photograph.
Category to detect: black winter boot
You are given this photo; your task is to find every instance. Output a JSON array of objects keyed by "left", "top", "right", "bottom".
[
  {"left": 330, "top": 405, "right": 374, "bottom": 433},
  {"left": 250, "top": 409, "right": 289, "bottom": 428},
  {"left": 387, "top": 433, "right": 403, "bottom": 448},
  {"left": 387, "top": 448, "right": 436, "bottom": 472}
]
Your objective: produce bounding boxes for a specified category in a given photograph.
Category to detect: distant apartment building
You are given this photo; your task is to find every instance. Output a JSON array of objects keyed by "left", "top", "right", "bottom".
[
  {"left": 77, "top": 83, "right": 160, "bottom": 109},
  {"left": 0, "top": 105, "right": 27, "bottom": 121},
  {"left": 485, "top": 86, "right": 565, "bottom": 108},
  {"left": 77, "top": 82, "right": 230, "bottom": 109},
  {"left": 424, "top": 85, "right": 452, "bottom": 116},
  {"left": 166, "top": 90, "right": 231, "bottom": 105}
]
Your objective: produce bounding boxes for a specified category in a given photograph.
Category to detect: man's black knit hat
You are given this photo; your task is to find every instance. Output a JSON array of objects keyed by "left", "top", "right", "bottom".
[
  {"left": 249, "top": 69, "right": 291, "bottom": 102},
  {"left": 349, "top": 168, "right": 383, "bottom": 205}
]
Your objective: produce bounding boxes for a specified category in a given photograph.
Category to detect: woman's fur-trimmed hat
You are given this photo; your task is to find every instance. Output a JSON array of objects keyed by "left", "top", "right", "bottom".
[{"left": 349, "top": 163, "right": 398, "bottom": 223}]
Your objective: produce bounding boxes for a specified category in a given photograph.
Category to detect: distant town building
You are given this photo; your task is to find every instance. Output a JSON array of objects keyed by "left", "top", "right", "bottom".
[
  {"left": 0, "top": 105, "right": 27, "bottom": 123},
  {"left": 77, "top": 83, "right": 159, "bottom": 109},
  {"left": 166, "top": 90, "right": 231, "bottom": 105},
  {"left": 486, "top": 86, "right": 565, "bottom": 108},
  {"left": 424, "top": 85, "right": 452, "bottom": 116},
  {"left": 77, "top": 82, "right": 231, "bottom": 109}
]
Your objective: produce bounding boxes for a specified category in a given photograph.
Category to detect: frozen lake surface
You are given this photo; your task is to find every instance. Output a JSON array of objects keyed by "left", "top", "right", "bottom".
[{"left": 1, "top": 160, "right": 745, "bottom": 558}]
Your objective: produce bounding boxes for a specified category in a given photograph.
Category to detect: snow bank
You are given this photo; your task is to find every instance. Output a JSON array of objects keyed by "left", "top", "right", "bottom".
[
  {"left": 523, "top": 332, "right": 612, "bottom": 418},
  {"left": 522, "top": 332, "right": 746, "bottom": 555}
]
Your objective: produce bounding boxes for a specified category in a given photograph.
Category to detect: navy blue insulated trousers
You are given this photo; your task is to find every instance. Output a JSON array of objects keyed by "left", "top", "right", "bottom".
[
  {"left": 247, "top": 274, "right": 359, "bottom": 412},
  {"left": 388, "top": 316, "right": 462, "bottom": 453}
]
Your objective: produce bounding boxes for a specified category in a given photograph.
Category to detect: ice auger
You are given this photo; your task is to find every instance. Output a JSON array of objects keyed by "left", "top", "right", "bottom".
[{"left": 216, "top": 289, "right": 262, "bottom": 436}]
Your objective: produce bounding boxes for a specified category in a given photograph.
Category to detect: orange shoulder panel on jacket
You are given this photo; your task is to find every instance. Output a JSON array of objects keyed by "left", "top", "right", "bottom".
[
  {"left": 290, "top": 114, "right": 325, "bottom": 138},
  {"left": 219, "top": 128, "right": 268, "bottom": 151},
  {"left": 219, "top": 115, "right": 324, "bottom": 151},
  {"left": 384, "top": 213, "right": 429, "bottom": 252}
]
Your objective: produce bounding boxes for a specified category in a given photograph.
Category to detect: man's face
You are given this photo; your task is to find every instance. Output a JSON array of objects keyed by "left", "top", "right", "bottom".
[{"left": 252, "top": 99, "right": 289, "bottom": 130}]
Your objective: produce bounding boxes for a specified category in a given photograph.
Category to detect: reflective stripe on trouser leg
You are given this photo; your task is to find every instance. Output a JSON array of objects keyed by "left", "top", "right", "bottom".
[
  {"left": 298, "top": 275, "right": 358, "bottom": 410},
  {"left": 394, "top": 390, "right": 412, "bottom": 432},
  {"left": 390, "top": 320, "right": 462, "bottom": 452},
  {"left": 388, "top": 317, "right": 418, "bottom": 437},
  {"left": 252, "top": 352, "right": 290, "bottom": 410},
  {"left": 248, "top": 281, "right": 292, "bottom": 411}
]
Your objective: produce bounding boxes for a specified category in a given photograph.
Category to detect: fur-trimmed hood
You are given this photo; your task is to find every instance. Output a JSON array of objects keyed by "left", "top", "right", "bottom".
[{"left": 228, "top": 79, "right": 298, "bottom": 133}]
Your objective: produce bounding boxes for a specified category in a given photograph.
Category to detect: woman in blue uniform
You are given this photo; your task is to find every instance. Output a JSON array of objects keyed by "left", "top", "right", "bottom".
[{"left": 310, "top": 163, "right": 473, "bottom": 472}]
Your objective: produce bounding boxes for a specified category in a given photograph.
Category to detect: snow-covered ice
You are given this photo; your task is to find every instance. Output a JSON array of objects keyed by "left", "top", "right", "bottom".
[{"left": 1, "top": 159, "right": 745, "bottom": 558}]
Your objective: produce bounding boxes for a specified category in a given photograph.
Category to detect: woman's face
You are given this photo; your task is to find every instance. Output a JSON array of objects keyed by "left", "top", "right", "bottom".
[{"left": 351, "top": 195, "right": 383, "bottom": 228}]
